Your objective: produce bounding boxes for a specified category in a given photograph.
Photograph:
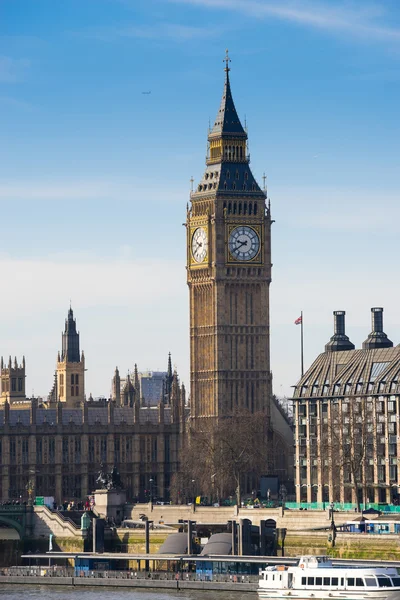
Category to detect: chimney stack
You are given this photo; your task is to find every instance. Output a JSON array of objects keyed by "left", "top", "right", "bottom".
[
  {"left": 362, "top": 307, "right": 393, "bottom": 350},
  {"left": 325, "top": 311, "right": 355, "bottom": 352}
]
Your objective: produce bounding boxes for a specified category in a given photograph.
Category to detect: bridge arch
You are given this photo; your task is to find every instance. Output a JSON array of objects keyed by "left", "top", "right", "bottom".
[{"left": 0, "top": 516, "right": 23, "bottom": 537}]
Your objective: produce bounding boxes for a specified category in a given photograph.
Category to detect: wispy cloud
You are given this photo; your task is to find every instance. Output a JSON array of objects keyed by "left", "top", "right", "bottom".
[
  {"left": 168, "top": 0, "right": 400, "bottom": 44},
  {"left": 74, "top": 22, "right": 220, "bottom": 42},
  {"left": 0, "top": 55, "right": 31, "bottom": 83}
]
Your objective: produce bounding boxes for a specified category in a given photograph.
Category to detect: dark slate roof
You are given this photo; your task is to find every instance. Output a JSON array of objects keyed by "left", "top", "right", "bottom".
[
  {"left": 200, "top": 533, "right": 232, "bottom": 556},
  {"left": 158, "top": 533, "right": 188, "bottom": 554},
  {"left": 209, "top": 70, "right": 246, "bottom": 138},
  {"left": 9, "top": 409, "right": 30, "bottom": 426},
  {"left": 114, "top": 407, "right": 135, "bottom": 426},
  {"left": 36, "top": 409, "right": 57, "bottom": 425},
  {"left": 293, "top": 345, "right": 400, "bottom": 399},
  {"left": 87, "top": 407, "right": 108, "bottom": 426},
  {"left": 194, "top": 161, "right": 265, "bottom": 198},
  {"left": 62, "top": 409, "right": 82, "bottom": 425}
]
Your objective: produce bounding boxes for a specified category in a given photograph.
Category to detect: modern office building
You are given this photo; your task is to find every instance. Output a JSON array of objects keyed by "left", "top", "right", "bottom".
[{"left": 293, "top": 308, "right": 400, "bottom": 506}]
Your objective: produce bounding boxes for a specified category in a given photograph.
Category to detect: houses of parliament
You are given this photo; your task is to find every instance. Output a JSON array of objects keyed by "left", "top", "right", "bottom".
[{"left": 0, "top": 55, "right": 293, "bottom": 504}]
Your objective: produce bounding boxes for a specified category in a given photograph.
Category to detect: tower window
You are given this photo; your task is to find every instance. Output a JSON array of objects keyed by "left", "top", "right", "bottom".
[
  {"left": 198, "top": 185, "right": 202, "bottom": 191},
  {"left": 224, "top": 182, "right": 227, "bottom": 190},
  {"left": 254, "top": 202, "right": 258, "bottom": 215},
  {"left": 226, "top": 170, "right": 230, "bottom": 179},
  {"left": 244, "top": 202, "right": 247, "bottom": 214},
  {"left": 233, "top": 202, "right": 237, "bottom": 214},
  {"left": 76, "top": 386, "right": 79, "bottom": 396},
  {"left": 228, "top": 202, "right": 232, "bottom": 213},
  {"left": 249, "top": 203, "right": 252, "bottom": 215},
  {"left": 210, "top": 172, "right": 213, "bottom": 179},
  {"left": 252, "top": 183, "right": 256, "bottom": 191},
  {"left": 71, "top": 374, "right": 74, "bottom": 385},
  {"left": 71, "top": 386, "right": 75, "bottom": 396},
  {"left": 236, "top": 171, "right": 239, "bottom": 179},
  {"left": 245, "top": 172, "right": 249, "bottom": 180},
  {"left": 238, "top": 202, "right": 242, "bottom": 215},
  {"left": 11, "top": 378, "right": 16, "bottom": 392},
  {"left": 232, "top": 183, "right": 236, "bottom": 190},
  {"left": 18, "top": 378, "right": 23, "bottom": 392},
  {"left": 243, "top": 184, "right": 247, "bottom": 191},
  {"left": 75, "top": 374, "right": 79, "bottom": 385}
]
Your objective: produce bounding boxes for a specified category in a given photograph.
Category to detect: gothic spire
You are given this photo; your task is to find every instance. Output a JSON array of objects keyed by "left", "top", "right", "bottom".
[
  {"left": 61, "top": 306, "right": 80, "bottom": 362},
  {"left": 209, "top": 49, "right": 246, "bottom": 139}
]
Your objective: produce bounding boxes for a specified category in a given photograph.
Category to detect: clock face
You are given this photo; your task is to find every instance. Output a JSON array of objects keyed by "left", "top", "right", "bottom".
[
  {"left": 191, "top": 227, "right": 208, "bottom": 263},
  {"left": 228, "top": 226, "right": 260, "bottom": 261}
]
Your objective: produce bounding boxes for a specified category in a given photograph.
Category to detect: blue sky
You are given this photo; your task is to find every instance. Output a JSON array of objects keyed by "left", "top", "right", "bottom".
[{"left": 1, "top": 0, "right": 399, "bottom": 398}]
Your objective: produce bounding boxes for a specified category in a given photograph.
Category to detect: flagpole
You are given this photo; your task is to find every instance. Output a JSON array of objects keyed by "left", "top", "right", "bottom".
[{"left": 301, "top": 311, "right": 304, "bottom": 377}]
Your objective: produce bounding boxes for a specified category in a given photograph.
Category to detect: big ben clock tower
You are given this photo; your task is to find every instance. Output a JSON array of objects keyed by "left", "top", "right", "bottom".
[{"left": 187, "top": 52, "right": 272, "bottom": 424}]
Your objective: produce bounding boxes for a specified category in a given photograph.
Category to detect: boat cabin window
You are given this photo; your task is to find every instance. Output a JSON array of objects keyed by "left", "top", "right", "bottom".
[
  {"left": 341, "top": 578, "right": 345, "bottom": 586},
  {"left": 323, "top": 578, "right": 330, "bottom": 585},
  {"left": 347, "top": 578, "right": 355, "bottom": 587},
  {"left": 378, "top": 577, "right": 392, "bottom": 587},
  {"left": 316, "top": 577, "right": 322, "bottom": 585},
  {"left": 308, "top": 577, "right": 315, "bottom": 585},
  {"left": 332, "top": 578, "right": 338, "bottom": 586},
  {"left": 391, "top": 577, "right": 400, "bottom": 586},
  {"left": 356, "top": 578, "right": 364, "bottom": 587},
  {"left": 302, "top": 577, "right": 306, "bottom": 585},
  {"left": 365, "top": 578, "right": 378, "bottom": 587}
]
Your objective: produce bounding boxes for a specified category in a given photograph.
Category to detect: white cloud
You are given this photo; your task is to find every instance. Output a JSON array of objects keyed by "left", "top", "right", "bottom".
[
  {"left": 0, "top": 55, "right": 30, "bottom": 83},
  {"left": 168, "top": 0, "right": 400, "bottom": 44},
  {"left": 74, "top": 22, "right": 220, "bottom": 43}
]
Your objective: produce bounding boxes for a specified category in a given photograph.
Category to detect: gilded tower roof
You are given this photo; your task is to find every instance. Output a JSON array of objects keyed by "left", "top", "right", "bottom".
[{"left": 191, "top": 51, "right": 265, "bottom": 201}]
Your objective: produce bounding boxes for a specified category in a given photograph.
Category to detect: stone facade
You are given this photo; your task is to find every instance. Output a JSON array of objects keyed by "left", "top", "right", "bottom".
[{"left": 187, "top": 54, "right": 273, "bottom": 423}]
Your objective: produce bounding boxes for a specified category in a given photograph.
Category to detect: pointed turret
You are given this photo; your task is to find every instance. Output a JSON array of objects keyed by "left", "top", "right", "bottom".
[
  {"left": 165, "top": 352, "right": 173, "bottom": 400},
  {"left": 62, "top": 306, "right": 80, "bottom": 362},
  {"left": 192, "top": 50, "right": 265, "bottom": 198},
  {"left": 134, "top": 363, "right": 140, "bottom": 400},
  {"left": 209, "top": 50, "right": 246, "bottom": 138},
  {"left": 113, "top": 366, "right": 121, "bottom": 405}
]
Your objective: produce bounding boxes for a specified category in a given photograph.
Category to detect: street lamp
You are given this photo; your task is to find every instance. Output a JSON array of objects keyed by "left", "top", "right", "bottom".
[
  {"left": 191, "top": 479, "right": 195, "bottom": 505},
  {"left": 149, "top": 478, "right": 154, "bottom": 504}
]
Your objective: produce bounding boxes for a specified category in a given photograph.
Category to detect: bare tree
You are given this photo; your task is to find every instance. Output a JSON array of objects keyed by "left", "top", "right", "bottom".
[
  {"left": 326, "top": 398, "right": 375, "bottom": 511},
  {"left": 172, "top": 410, "right": 273, "bottom": 506}
]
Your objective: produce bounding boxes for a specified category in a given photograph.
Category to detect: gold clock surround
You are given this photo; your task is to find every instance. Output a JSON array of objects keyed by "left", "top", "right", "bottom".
[{"left": 226, "top": 223, "right": 263, "bottom": 264}]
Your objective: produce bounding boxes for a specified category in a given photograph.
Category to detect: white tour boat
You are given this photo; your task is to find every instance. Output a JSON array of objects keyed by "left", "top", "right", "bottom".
[{"left": 258, "top": 555, "right": 400, "bottom": 599}]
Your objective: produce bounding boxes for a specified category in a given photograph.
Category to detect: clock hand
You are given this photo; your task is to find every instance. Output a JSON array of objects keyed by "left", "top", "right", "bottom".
[{"left": 236, "top": 239, "right": 248, "bottom": 249}]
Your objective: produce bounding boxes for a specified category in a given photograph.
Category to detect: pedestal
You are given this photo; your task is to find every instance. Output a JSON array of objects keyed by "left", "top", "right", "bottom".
[{"left": 93, "top": 489, "right": 126, "bottom": 524}]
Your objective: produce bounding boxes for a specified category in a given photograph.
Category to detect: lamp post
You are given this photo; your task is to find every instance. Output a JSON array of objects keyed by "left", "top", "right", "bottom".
[
  {"left": 149, "top": 478, "right": 154, "bottom": 505},
  {"left": 191, "top": 479, "right": 195, "bottom": 505}
]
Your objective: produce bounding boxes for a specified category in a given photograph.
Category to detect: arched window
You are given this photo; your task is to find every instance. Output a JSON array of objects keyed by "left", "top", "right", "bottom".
[
  {"left": 249, "top": 203, "right": 252, "bottom": 215},
  {"left": 242, "top": 184, "right": 246, "bottom": 191},
  {"left": 238, "top": 202, "right": 242, "bottom": 215},
  {"left": 245, "top": 172, "right": 248, "bottom": 180},
  {"left": 254, "top": 202, "right": 258, "bottom": 215},
  {"left": 228, "top": 202, "right": 232, "bottom": 213},
  {"left": 233, "top": 202, "right": 237, "bottom": 214},
  {"left": 224, "top": 182, "right": 228, "bottom": 190},
  {"left": 226, "top": 170, "right": 230, "bottom": 179},
  {"left": 244, "top": 202, "right": 247, "bottom": 214},
  {"left": 232, "top": 182, "right": 236, "bottom": 190}
]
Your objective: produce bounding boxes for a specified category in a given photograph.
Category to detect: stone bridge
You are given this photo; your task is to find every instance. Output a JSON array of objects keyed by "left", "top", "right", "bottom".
[{"left": 0, "top": 504, "right": 34, "bottom": 537}]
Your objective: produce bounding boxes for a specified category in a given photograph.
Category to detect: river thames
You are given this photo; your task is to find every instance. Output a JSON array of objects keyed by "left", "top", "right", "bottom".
[{"left": 0, "top": 587, "right": 258, "bottom": 600}]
